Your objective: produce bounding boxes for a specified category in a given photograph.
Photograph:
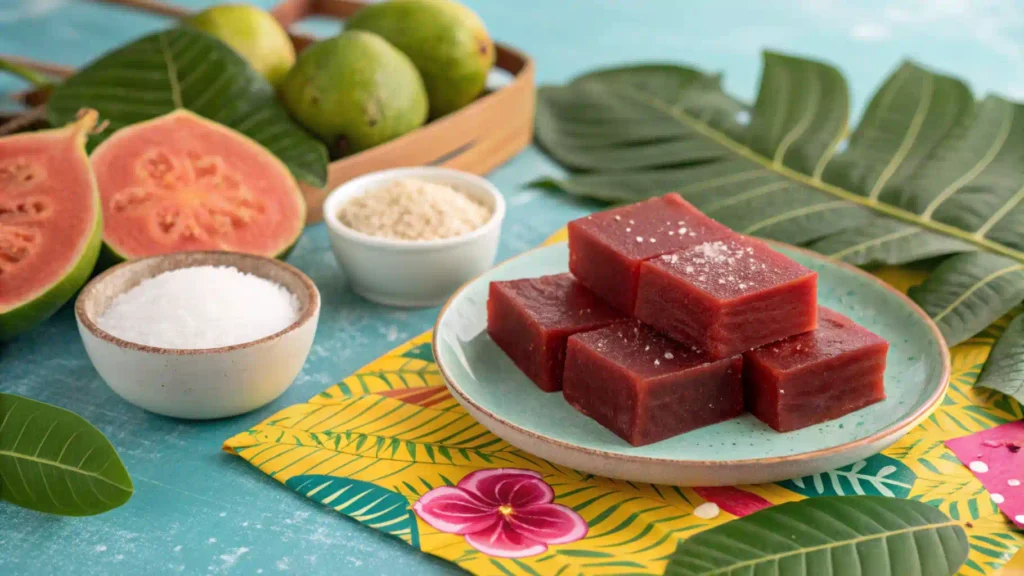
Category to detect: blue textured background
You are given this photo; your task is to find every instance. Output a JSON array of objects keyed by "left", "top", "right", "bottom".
[{"left": 1, "top": 1, "right": 1020, "bottom": 574}]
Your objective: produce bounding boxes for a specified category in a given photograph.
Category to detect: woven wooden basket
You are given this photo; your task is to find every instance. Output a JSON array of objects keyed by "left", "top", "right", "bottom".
[{"left": 1, "top": 0, "right": 535, "bottom": 224}]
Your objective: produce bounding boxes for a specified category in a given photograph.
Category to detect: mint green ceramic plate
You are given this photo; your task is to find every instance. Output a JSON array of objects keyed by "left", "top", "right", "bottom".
[{"left": 433, "top": 241, "right": 950, "bottom": 486}]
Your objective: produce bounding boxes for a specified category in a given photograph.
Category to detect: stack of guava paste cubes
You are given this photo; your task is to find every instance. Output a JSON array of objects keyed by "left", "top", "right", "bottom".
[{"left": 487, "top": 194, "right": 889, "bottom": 447}]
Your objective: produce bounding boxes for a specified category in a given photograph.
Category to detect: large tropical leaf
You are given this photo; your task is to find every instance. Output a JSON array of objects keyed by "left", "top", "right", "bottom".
[
  {"left": 536, "top": 51, "right": 1024, "bottom": 391},
  {"left": 665, "top": 496, "right": 968, "bottom": 576},
  {"left": 46, "top": 27, "right": 327, "bottom": 187},
  {"left": 0, "top": 393, "right": 133, "bottom": 516}
]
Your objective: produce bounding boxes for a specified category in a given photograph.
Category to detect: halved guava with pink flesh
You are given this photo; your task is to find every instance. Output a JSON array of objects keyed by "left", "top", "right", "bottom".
[
  {"left": 90, "top": 110, "right": 306, "bottom": 261},
  {"left": 0, "top": 111, "right": 103, "bottom": 341}
]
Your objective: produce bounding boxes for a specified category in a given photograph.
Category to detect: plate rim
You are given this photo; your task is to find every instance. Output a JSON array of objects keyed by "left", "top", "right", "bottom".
[{"left": 432, "top": 239, "right": 951, "bottom": 467}]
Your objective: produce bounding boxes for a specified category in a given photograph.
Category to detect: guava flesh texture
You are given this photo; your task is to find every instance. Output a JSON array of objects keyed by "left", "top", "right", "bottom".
[
  {"left": 0, "top": 126, "right": 97, "bottom": 312},
  {"left": 90, "top": 111, "right": 305, "bottom": 259}
]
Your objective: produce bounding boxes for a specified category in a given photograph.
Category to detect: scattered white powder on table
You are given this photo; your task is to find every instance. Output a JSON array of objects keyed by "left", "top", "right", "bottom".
[
  {"left": 338, "top": 178, "right": 492, "bottom": 241},
  {"left": 98, "top": 266, "right": 300, "bottom": 349}
]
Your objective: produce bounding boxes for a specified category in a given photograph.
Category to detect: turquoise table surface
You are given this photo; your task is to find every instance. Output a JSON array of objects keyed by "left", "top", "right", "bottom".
[{"left": 1, "top": 1, "right": 1020, "bottom": 574}]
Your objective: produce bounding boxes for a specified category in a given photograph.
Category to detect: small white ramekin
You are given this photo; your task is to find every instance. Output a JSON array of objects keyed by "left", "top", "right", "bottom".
[
  {"left": 322, "top": 167, "right": 506, "bottom": 307},
  {"left": 75, "top": 251, "right": 320, "bottom": 420}
]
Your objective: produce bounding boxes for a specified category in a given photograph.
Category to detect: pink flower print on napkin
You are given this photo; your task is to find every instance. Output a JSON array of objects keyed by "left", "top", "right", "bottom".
[{"left": 413, "top": 468, "right": 588, "bottom": 558}]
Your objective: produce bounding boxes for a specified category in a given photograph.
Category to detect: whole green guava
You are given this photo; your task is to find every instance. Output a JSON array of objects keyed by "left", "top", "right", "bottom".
[
  {"left": 185, "top": 4, "right": 296, "bottom": 88},
  {"left": 346, "top": 0, "right": 496, "bottom": 118},
  {"left": 279, "top": 31, "right": 429, "bottom": 153}
]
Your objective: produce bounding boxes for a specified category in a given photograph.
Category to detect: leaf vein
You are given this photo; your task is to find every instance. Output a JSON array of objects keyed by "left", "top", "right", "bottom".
[
  {"left": 922, "top": 101, "right": 1015, "bottom": 218},
  {"left": 0, "top": 449, "right": 132, "bottom": 492},
  {"left": 827, "top": 228, "right": 920, "bottom": 259},
  {"left": 975, "top": 181, "right": 1024, "bottom": 238},
  {"left": 613, "top": 85, "right": 1024, "bottom": 263},
  {"left": 33, "top": 421, "right": 58, "bottom": 457},
  {"left": 743, "top": 200, "right": 851, "bottom": 234},
  {"left": 36, "top": 460, "right": 59, "bottom": 507},
  {"left": 695, "top": 521, "right": 959, "bottom": 576},
  {"left": 773, "top": 66, "right": 820, "bottom": 166},
  {"left": 867, "top": 73, "right": 934, "bottom": 201},
  {"left": 158, "top": 33, "right": 183, "bottom": 109},
  {"left": 702, "top": 180, "right": 791, "bottom": 214},
  {"left": 932, "top": 264, "right": 1024, "bottom": 322}
]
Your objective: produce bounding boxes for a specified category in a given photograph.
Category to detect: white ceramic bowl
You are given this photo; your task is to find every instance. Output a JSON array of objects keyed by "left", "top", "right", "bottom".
[
  {"left": 75, "top": 252, "right": 320, "bottom": 420},
  {"left": 322, "top": 167, "right": 506, "bottom": 307}
]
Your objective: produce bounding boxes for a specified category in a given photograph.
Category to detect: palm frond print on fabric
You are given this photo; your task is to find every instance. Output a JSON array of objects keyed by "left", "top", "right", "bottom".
[{"left": 223, "top": 234, "right": 1023, "bottom": 575}]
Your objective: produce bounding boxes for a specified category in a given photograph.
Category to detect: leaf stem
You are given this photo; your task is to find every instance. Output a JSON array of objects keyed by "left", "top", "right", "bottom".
[
  {"left": 0, "top": 449, "right": 133, "bottom": 491},
  {"left": 689, "top": 520, "right": 962, "bottom": 575},
  {"left": 0, "top": 57, "right": 55, "bottom": 88}
]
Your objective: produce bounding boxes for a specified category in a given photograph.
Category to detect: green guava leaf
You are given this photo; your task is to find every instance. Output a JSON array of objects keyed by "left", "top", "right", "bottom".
[
  {"left": 665, "top": 496, "right": 968, "bottom": 576},
  {"left": 974, "top": 313, "right": 1024, "bottom": 404},
  {"left": 46, "top": 27, "right": 327, "bottom": 188},
  {"left": 0, "top": 393, "right": 133, "bottom": 516},
  {"left": 908, "top": 252, "right": 1024, "bottom": 346}
]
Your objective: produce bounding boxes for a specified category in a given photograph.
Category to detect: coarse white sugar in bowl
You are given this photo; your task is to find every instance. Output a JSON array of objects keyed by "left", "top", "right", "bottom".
[
  {"left": 336, "top": 177, "right": 493, "bottom": 242},
  {"left": 75, "top": 252, "right": 321, "bottom": 420},
  {"left": 97, "top": 266, "right": 301, "bottom": 349},
  {"left": 323, "top": 167, "right": 506, "bottom": 308}
]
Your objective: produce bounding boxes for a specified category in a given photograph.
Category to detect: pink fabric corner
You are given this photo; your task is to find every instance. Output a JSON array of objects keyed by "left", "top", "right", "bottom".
[{"left": 945, "top": 420, "right": 1024, "bottom": 529}]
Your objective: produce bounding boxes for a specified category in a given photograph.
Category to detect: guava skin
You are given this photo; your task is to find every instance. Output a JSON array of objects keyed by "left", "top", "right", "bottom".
[
  {"left": 279, "top": 31, "right": 428, "bottom": 153},
  {"left": 0, "top": 209, "right": 101, "bottom": 342},
  {"left": 185, "top": 4, "right": 296, "bottom": 88},
  {"left": 0, "top": 113, "right": 102, "bottom": 342},
  {"left": 346, "top": 0, "right": 496, "bottom": 118}
]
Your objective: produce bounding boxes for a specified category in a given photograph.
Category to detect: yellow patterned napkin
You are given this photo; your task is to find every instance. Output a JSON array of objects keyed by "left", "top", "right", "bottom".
[{"left": 224, "top": 231, "right": 1023, "bottom": 575}]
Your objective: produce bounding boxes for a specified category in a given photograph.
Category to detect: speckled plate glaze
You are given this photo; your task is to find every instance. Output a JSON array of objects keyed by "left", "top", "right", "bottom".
[{"left": 433, "top": 241, "right": 950, "bottom": 486}]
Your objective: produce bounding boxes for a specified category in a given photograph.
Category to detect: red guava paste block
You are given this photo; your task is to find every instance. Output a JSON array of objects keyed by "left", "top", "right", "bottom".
[
  {"left": 567, "top": 193, "right": 734, "bottom": 313},
  {"left": 487, "top": 273, "right": 624, "bottom": 392},
  {"left": 742, "top": 308, "right": 888, "bottom": 432},
  {"left": 945, "top": 421, "right": 1024, "bottom": 529},
  {"left": 635, "top": 235, "right": 817, "bottom": 358},
  {"left": 563, "top": 320, "right": 744, "bottom": 446}
]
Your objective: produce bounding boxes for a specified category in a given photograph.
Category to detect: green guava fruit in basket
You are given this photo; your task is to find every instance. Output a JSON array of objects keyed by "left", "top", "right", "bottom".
[
  {"left": 185, "top": 3, "right": 296, "bottom": 88},
  {"left": 346, "top": 0, "right": 496, "bottom": 118},
  {"left": 279, "top": 30, "right": 428, "bottom": 154}
]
